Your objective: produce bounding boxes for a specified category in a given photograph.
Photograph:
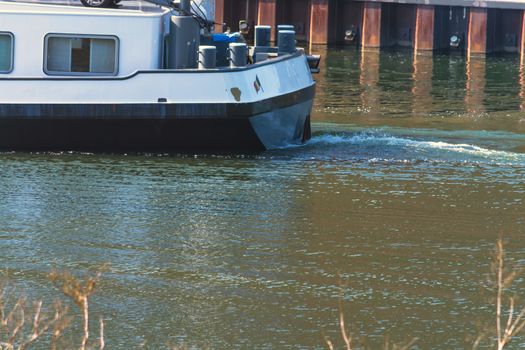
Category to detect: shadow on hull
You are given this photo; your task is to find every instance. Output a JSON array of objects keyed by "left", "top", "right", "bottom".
[{"left": 0, "top": 107, "right": 313, "bottom": 153}]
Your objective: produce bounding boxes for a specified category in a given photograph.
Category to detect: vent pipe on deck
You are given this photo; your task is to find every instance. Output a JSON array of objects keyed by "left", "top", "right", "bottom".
[
  {"left": 167, "top": 0, "right": 201, "bottom": 70},
  {"left": 168, "top": 16, "right": 200, "bottom": 69}
]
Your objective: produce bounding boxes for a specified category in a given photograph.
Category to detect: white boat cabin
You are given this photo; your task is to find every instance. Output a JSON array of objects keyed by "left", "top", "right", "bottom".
[{"left": 0, "top": 0, "right": 171, "bottom": 77}]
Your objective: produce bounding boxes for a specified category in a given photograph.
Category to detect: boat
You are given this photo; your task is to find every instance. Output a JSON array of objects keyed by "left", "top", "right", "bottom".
[{"left": 0, "top": 0, "right": 318, "bottom": 152}]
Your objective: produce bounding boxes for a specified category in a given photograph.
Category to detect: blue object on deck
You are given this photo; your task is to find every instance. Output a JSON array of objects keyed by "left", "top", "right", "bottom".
[
  {"left": 212, "top": 33, "right": 241, "bottom": 43},
  {"left": 205, "top": 33, "right": 243, "bottom": 67}
]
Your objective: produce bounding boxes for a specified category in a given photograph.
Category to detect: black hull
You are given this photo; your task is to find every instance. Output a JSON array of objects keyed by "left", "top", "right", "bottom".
[
  {"left": 0, "top": 118, "right": 266, "bottom": 152},
  {"left": 0, "top": 85, "right": 315, "bottom": 152}
]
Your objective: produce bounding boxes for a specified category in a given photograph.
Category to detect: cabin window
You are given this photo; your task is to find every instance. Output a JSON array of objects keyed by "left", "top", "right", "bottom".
[
  {"left": 0, "top": 32, "right": 13, "bottom": 73},
  {"left": 44, "top": 34, "right": 118, "bottom": 75}
]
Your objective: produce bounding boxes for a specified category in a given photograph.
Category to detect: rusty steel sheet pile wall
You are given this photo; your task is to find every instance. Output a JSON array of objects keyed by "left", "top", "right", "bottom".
[{"left": 216, "top": 0, "right": 525, "bottom": 60}]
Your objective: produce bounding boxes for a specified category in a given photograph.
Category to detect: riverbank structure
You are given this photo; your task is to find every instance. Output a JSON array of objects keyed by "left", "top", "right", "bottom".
[{"left": 215, "top": 0, "right": 525, "bottom": 59}]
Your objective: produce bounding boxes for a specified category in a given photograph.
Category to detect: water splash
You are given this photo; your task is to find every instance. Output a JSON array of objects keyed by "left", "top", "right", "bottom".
[{"left": 279, "top": 129, "right": 525, "bottom": 165}]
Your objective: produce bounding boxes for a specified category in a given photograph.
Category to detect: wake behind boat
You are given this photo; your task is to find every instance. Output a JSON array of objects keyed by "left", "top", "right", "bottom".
[{"left": 0, "top": 0, "right": 317, "bottom": 152}]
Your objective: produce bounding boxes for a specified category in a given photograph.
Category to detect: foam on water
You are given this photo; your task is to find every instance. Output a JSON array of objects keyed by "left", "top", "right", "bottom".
[{"left": 281, "top": 129, "right": 525, "bottom": 165}]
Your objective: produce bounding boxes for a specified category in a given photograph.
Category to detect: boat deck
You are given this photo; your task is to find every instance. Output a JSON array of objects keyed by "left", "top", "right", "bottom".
[{"left": 1, "top": 0, "right": 166, "bottom": 13}]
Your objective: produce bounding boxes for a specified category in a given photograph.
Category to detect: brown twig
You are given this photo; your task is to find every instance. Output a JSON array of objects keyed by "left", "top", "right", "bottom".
[
  {"left": 99, "top": 318, "right": 105, "bottom": 350},
  {"left": 474, "top": 237, "right": 525, "bottom": 349},
  {"left": 49, "top": 270, "right": 104, "bottom": 350},
  {"left": 19, "top": 301, "right": 68, "bottom": 350},
  {"left": 338, "top": 300, "right": 352, "bottom": 350},
  {"left": 325, "top": 286, "right": 417, "bottom": 350},
  {"left": 0, "top": 283, "right": 68, "bottom": 350},
  {"left": 495, "top": 238, "right": 525, "bottom": 350}
]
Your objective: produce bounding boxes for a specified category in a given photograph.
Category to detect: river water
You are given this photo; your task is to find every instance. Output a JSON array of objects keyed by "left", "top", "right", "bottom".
[{"left": 1, "top": 48, "right": 525, "bottom": 348}]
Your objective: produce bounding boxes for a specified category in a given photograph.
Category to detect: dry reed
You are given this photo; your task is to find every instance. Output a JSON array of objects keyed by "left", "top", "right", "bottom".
[
  {"left": 472, "top": 237, "right": 525, "bottom": 349},
  {"left": 49, "top": 270, "right": 105, "bottom": 350},
  {"left": 0, "top": 270, "right": 104, "bottom": 350},
  {"left": 325, "top": 237, "right": 525, "bottom": 349},
  {"left": 323, "top": 290, "right": 418, "bottom": 350},
  {"left": 2, "top": 237, "right": 525, "bottom": 349},
  {"left": 0, "top": 279, "right": 69, "bottom": 350}
]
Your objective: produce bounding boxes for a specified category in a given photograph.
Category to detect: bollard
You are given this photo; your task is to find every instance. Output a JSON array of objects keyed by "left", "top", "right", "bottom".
[
  {"left": 277, "top": 25, "right": 294, "bottom": 45},
  {"left": 277, "top": 24, "right": 294, "bottom": 31},
  {"left": 255, "top": 25, "right": 271, "bottom": 47},
  {"left": 198, "top": 45, "right": 217, "bottom": 70},
  {"left": 229, "top": 43, "right": 247, "bottom": 68},
  {"left": 278, "top": 30, "right": 296, "bottom": 55}
]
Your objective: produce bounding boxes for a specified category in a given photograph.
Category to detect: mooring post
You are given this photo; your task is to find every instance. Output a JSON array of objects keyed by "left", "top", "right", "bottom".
[
  {"left": 309, "top": 0, "right": 331, "bottom": 45},
  {"left": 414, "top": 5, "right": 435, "bottom": 53},
  {"left": 257, "top": 0, "right": 277, "bottom": 41},
  {"left": 362, "top": 2, "right": 382, "bottom": 49},
  {"left": 521, "top": 10, "right": 525, "bottom": 65},
  {"left": 215, "top": 0, "right": 226, "bottom": 32},
  {"left": 467, "top": 7, "right": 488, "bottom": 58}
]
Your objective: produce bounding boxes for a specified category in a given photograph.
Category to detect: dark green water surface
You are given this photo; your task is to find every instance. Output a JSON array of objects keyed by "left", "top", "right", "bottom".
[{"left": 1, "top": 49, "right": 525, "bottom": 348}]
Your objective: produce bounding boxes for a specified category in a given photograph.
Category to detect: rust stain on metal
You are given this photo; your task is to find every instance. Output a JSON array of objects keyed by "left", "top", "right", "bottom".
[
  {"left": 215, "top": 0, "right": 225, "bottom": 33},
  {"left": 257, "top": 0, "right": 277, "bottom": 39},
  {"left": 414, "top": 5, "right": 435, "bottom": 51},
  {"left": 362, "top": 2, "right": 382, "bottom": 48},
  {"left": 230, "top": 87, "right": 242, "bottom": 102},
  {"left": 468, "top": 7, "right": 488, "bottom": 56},
  {"left": 309, "top": 0, "right": 330, "bottom": 44}
]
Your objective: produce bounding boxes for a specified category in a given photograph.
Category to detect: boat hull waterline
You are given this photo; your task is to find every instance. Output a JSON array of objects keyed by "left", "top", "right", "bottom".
[
  {"left": 0, "top": 89, "right": 314, "bottom": 152},
  {"left": 0, "top": 53, "right": 315, "bottom": 152}
]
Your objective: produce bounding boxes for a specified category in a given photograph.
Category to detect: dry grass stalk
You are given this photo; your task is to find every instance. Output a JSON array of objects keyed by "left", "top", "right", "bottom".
[
  {"left": 0, "top": 281, "right": 69, "bottom": 350},
  {"left": 49, "top": 270, "right": 104, "bottom": 350},
  {"left": 338, "top": 302, "right": 352, "bottom": 350},
  {"left": 493, "top": 238, "right": 525, "bottom": 349},
  {"left": 472, "top": 237, "right": 525, "bottom": 349},
  {"left": 324, "top": 291, "right": 353, "bottom": 350},
  {"left": 98, "top": 318, "right": 104, "bottom": 350},
  {"left": 324, "top": 290, "right": 417, "bottom": 350}
]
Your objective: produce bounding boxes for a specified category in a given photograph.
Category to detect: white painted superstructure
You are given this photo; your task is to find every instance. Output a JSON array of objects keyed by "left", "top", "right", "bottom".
[
  {"left": 0, "top": 0, "right": 168, "bottom": 77},
  {"left": 0, "top": 55, "right": 314, "bottom": 104}
]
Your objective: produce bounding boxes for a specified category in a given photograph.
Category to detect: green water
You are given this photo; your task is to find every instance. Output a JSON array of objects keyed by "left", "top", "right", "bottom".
[{"left": 1, "top": 48, "right": 524, "bottom": 348}]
